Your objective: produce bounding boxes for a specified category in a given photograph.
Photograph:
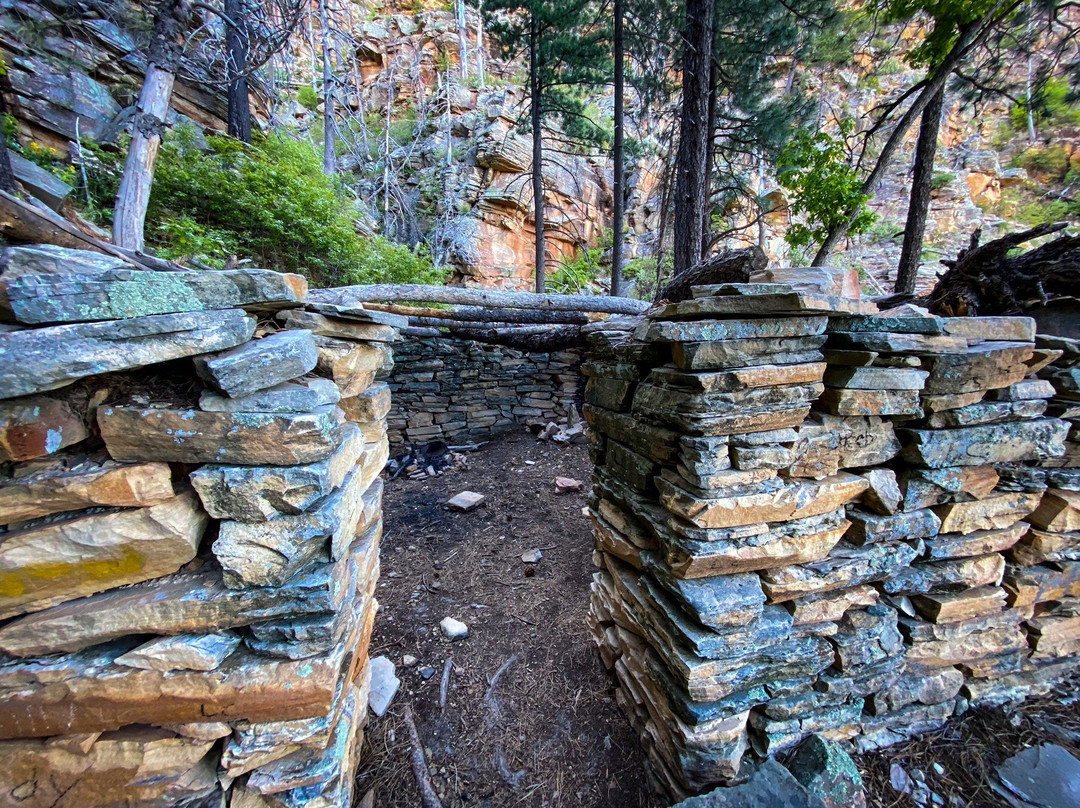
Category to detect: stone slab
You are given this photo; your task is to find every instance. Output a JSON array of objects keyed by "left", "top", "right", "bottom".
[
  {"left": 279, "top": 309, "right": 398, "bottom": 342},
  {"left": 636, "top": 316, "right": 828, "bottom": 343},
  {"left": 0, "top": 455, "right": 173, "bottom": 524},
  {"left": 190, "top": 423, "right": 363, "bottom": 522},
  {"left": 0, "top": 245, "right": 306, "bottom": 323},
  {"left": 817, "top": 388, "right": 921, "bottom": 417},
  {"left": 115, "top": 632, "right": 242, "bottom": 672},
  {"left": 0, "top": 309, "right": 256, "bottom": 399},
  {"left": 822, "top": 366, "right": 928, "bottom": 391},
  {"left": 198, "top": 378, "right": 340, "bottom": 413},
  {"left": 194, "top": 329, "right": 319, "bottom": 398},
  {"left": 0, "top": 395, "right": 88, "bottom": 462},
  {"left": 672, "top": 336, "right": 826, "bottom": 370},
  {"left": 933, "top": 492, "right": 1043, "bottom": 534},
  {"left": 0, "top": 491, "right": 207, "bottom": 620},
  {"left": 98, "top": 405, "right": 343, "bottom": 465},
  {"left": 899, "top": 419, "right": 1069, "bottom": 468}
]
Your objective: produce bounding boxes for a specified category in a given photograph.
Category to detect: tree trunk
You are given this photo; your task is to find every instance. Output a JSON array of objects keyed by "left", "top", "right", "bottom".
[
  {"left": 113, "top": 0, "right": 190, "bottom": 250},
  {"left": 225, "top": 0, "right": 251, "bottom": 143},
  {"left": 809, "top": 12, "right": 999, "bottom": 266},
  {"left": 476, "top": 2, "right": 486, "bottom": 86},
  {"left": 456, "top": 0, "right": 469, "bottom": 80},
  {"left": 313, "top": 283, "right": 650, "bottom": 314},
  {"left": 895, "top": 84, "right": 945, "bottom": 294},
  {"left": 610, "top": 0, "right": 625, "bottom": 297},
  {"left": 701, "top": 51, "right": 717, "bottom": 260},
  {"left": 319, "top": 0, "right": 336, "bottom": 175},
  {"left": 671, "top": 0, "right": 715, "bottom": 276},
  {"left": 529, "top": 12, "right": 546, "bottom": 293}
]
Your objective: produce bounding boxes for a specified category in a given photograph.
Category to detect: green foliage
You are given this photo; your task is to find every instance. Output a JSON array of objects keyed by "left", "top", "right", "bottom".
[
  {"left": 1016, "top": 145, "right": 1071, "bottom": 181},
  {"left": 931, "top": 170, "right": 956, "bottom": 190},
  {"left": 296, "top": 85, "right": 319, "bottom": 111},
  {"left": 547, "top": 229, "right": 611, "bottom": 293},
  {"left": 92, "top": 125, "right": 443, "bottom": 285},
  {"left": 1010, "top": 76, "right": 1080, "bottom": 131},
  {"left": 883, "top": 0, "right": 1001, "bottom": 70},
  {"left": 777, "top": 120, "right": 877, "bottom": 252},
  {"left": 623, "top": 256, "right": 658, "bottom": 300},
  {"left": 18, "top": 140, "right": 77, "bottom": 185}
]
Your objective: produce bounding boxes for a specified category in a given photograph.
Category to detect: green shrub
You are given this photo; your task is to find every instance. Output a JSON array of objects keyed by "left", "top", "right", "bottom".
[
  {"left": 1016, "top": 145, "right": 1071, "bottom": 181},
  {"left": 119, "top": 125, "right": 443, "bottom": 285},
  {"left": 931, "top": 171, "right": 955, "bottom": 190},
  {"left": 297, "top": 85, "right": 319, "bottom": 111}
]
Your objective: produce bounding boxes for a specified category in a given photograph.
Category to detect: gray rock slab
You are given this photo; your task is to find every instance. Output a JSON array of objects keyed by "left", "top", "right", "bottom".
[
  {"left": 637, "top": 316, "right": 828, "bottom": 343},
  {"left": 368, "top": 656, "right": 400, "bottom": 717},
  {"left": 304, "top": 301, "right": 411, "bottom": 328},
  {"left": 115, "top": 632, "right": 242, "bottom": 672},
  {"left": 827, "top": 315, "right": 944, "bottom": 335},
  {"left": 0, "top": 245, "right": 305, "bottom": 323},
  {"left": 198, "top": 377, "right": 340, "bottom": 413},
  {"left": 994, "top": 744, "right": 1080, "bottom": 808},
  {"left": 98, "top": 404, "right": 343, "bottom": 465},
  {"left": 823, "top": 366, "right": 928, "bottom": 390},
  {"left": 0, "top": 556, "right": 357, "bottom": 657},
  {"left": 194, "top": 329, "right": 319, "bottom": 398},
  {"left": 641, "top": 551, "right": 766, "bottom": 629},
  {"left": 785, "top": 735, "right": 866, "bottom": 808},
  {"left": 846, "top": 508, "right": 942, "bottom": 545},
  {"left": 672, "top": 336, "right": 826, "bottom": 371},
  {"left": 673, "top": 759, "right": 828, "bottom": 808},
  {"left": 190, "top": 423, "right": 363, "bottom": 522},
  {"left": 279, "top": 309, "right": 399, "bottom": 342},
  {"left": 213, "top": 461, "right": 373, "bottom": 588},
  {"left": 0, "top": 309, "right": 255, "bottom": 399},
  {"left": 900, "top": 419, "right": 1070, "bottom": 468}
]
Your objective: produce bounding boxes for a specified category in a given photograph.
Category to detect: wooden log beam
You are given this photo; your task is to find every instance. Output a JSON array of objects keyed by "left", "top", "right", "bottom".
[
  {"left": 400, "top": 323, "right": 584, "bottom": 351},
  {"left": 309, "top": 284, "right": 649, "bottom": 315},
  {"left": 366, "top": 302, "right": 594, "bottom": 325}
]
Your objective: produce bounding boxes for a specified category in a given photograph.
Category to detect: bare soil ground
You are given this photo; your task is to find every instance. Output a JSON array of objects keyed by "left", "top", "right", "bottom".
[{"left": 355, "top": 431, "right": 658, "bottom": 808}]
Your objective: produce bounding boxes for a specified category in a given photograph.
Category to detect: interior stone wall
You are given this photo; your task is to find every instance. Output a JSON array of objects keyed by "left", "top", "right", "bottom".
[{"left": 385, "top": 334, "right": 583, "bottom": 446}]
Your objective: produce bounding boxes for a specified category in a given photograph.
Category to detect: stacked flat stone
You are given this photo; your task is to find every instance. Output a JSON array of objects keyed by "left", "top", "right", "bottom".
[
  {"left": 819, "top": 313, "right": 1068, "bottom": 750},
  {"left": 0, "top": 245, "right": 395, "bottom": 808},
  {"left": 585, "top": 275, "right": 880, "bottom": 799},
  {"left": 386, "top": 337, "right": 581, "bottom": 446},
  {"left": 584, "top": 272, "right": 1077, "bottom": 800}
]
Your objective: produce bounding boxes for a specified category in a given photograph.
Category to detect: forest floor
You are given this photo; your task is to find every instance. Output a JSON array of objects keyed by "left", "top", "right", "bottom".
[
  {"left": 354, "top": 431, "right": 658, "bottom": 808},
  {"left": 355, "top": 431, "right": 1080, "bottom": 808}
]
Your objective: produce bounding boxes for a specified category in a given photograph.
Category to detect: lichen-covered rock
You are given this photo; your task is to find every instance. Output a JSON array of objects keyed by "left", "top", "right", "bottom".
[
  {"left": 194, "top": 330, "right": 319, "bottom": 398},
  {"left": 0, "top": 395, "right": 88, "bottom": 462}
]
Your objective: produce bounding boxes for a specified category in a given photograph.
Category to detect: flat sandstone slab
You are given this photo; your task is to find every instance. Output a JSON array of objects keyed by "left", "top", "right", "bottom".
[
  {"left": 98, "top": 405, "right": 343, "bottom": 465},
  {"left": 636, "top": 316, "right": 828, "bottom": 343},
  {"left": 0, "top": 395, "right": 88, "bottom": 462},
  {"left": 194, "top": 330, "right": 319, "bottom": 398},
  {"left": 0, "top": 492, "right": 207, "bottom": 620},
  {"left": 899, "top": 419, "right": 1069, "bottom": 467},
  {"left": 0, "top": 245, "right": 305, "bottom": 323},
  {"left": 0, "top": 456, "right": 174, "bottom": 524},
  {"left": 0, "top": 309, "right": 255, "bottom": 399}
]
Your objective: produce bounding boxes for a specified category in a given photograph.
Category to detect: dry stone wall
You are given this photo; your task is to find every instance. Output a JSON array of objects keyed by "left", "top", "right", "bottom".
[
  {"left": 386, "top": 334, "right": 582, "bottom": 446},
  {"left": 0, "top": 245, "right": 403, "bottom": 808},
  {"left": 584, "top": 276, "right": 1080, "bottom": 801}
]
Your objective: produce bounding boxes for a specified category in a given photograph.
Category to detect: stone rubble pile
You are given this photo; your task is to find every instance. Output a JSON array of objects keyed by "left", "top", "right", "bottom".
[
  {"left": 583, "top": 272, "right": 1074, "bottom": 800},
  {"left": 0, "top": 245, "right": 403, "bottom": 808}
]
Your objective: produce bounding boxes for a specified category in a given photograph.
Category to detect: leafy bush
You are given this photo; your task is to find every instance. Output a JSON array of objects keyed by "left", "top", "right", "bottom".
[
  {"left": 142, "top": 126, "right": 443, "bottom": 285},
  {"left": 931, "top": 171, "right": 956, "bottom": 190},
  {"left": 1010, "top": 76, "right": 1080, "bottom": 132},
  {"left": 296, "top": 85, "right": 319, "bottom": 111},
  {"left": 1016, "top": 145, "right": 1071, "bottom": 181},
  {"left": 777, "top": 120, "right": 876, "bottom": 253}
]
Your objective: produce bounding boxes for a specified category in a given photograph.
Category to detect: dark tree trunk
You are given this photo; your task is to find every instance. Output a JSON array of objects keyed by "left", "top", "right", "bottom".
[
  {"left": 895, "top": 84, "right": 945, "bottom": 294},
  {"left": 225, "top": 0, "right": 251, "bottom": 143},
  {"left": 113, "top": 0, "right": 191, "bottom": 250},
  {"left": 701, "top": 51, "right": 717, "bottom": 260},
  {"left": 810, "top": 15, "right": 993, "bottom": 266},
  {"left": 530, "top": 12, "right": 546, "bottom": 293},
  {"left": 610, "top": 0, "right": 625, "bottom": 297},
  {"left": 671, "top": 0, "right": 715, "bottom": 276},
  {"left": 0, "top": 90, "right": 16, "bottom": 194}
]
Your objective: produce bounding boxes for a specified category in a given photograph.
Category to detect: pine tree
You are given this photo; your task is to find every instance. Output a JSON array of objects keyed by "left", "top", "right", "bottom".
[{"left": 485, "top": 0, "right": 610, "bottom": 292}]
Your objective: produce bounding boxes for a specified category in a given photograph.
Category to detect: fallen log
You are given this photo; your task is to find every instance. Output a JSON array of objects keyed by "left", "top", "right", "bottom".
[
  {"left": 308, "top": 283, "right": 649, "bottom": 315},
  {"left": 401, "top": 323, "right": 584, "bottom": 351},
  {"left": 403, "top": 704, "right": 444, "bottom": 808},
  {"left": 366, "top": 302, "right": 593, "bottom": 325},
  {"left": 928, "top": 222, "right": 1080, "bottom": 316},
  {"left": 655, "top": 245, "right": 767, "bottom": 303}
]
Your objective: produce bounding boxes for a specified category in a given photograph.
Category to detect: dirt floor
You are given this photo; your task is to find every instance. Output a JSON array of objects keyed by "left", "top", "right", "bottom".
[{"left": 355, "top": 431, "right": 658, "bottom": 808}]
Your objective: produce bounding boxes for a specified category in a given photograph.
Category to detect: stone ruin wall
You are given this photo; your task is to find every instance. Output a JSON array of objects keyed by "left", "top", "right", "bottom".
[
  {"left": 385, "top": 334, "right": 583, "bottom": 447},
  {"left": 0, "top": 245, "right": 402, "bottom": 808},
  {"left": 583, "top": 283, "right": 1080, "bottom": 802}
]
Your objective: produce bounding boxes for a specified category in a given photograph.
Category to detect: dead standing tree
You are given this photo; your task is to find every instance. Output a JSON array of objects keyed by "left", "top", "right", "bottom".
[{"left": 112, "top": 0, "right": 193, "bottom": 251}]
